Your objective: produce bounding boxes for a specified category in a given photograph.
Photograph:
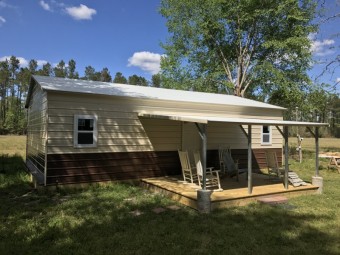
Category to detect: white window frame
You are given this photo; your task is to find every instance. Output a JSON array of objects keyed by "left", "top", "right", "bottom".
[
  {"left": 261, "top": 125, "right": 272, "bottom": 145},
  {"left": 74, "top": 115, "right": 98, "bottom": 148}
]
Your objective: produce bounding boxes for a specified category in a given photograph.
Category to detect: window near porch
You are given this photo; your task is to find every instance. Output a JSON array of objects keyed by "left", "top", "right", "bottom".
[
  {"left": 74, "top": 115, "right": 97, "bottom": 148},
  {"left": 261, "top": 126, "right": 272, "bottom": 145}
]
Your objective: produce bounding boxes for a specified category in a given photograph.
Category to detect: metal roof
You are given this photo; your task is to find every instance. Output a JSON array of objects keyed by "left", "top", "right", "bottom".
[
  {"left": 30, "top": 75, "right": 286, "bottom": 110},
  {"left": 138, "top": 113, "right": 329, "bottom": 127}
]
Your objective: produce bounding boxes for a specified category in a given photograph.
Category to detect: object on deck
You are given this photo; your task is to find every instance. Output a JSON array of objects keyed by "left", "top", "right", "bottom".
[
  {"left": 288, "top": 172, "right": 307, "bottom": 187},
  {"left": 219, "top": 146, "right": 240, "bottom": 181},
  {"left": 265, "top": 151, "right": 285, "bottom": 179},
  {"left": 193, "top": 151, "right": 222, "bottom": 191},
  {"left": 178, "top": 150, "right": 197, "bottom": 184}
]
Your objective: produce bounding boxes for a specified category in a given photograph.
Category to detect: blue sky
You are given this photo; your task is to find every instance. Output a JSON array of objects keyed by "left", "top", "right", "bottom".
[{"left": 0, "top": 0, "right": 339, "bottom": 87}]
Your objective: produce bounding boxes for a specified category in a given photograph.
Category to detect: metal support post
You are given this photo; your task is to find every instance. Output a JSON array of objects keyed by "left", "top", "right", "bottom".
[
  {"left": 195, "top": 123, "right": 207, "bottom": 190},
  {"left": 284, "top": 126, "right": 289, "bottom": 190},
  {"left": 315, "top": 127, "right": 319, "bottom": 177},
  {"left": 247, "top": 125, "right": 252, "bottom": 194}
]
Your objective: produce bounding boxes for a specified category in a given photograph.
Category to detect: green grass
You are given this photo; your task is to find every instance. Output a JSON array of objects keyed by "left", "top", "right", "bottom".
[
  {"left": 289, "top": 137, "right": 340, "bottom": 153},
  {"left": 1, "top": 136, "right": 340, "bottom": 255}
]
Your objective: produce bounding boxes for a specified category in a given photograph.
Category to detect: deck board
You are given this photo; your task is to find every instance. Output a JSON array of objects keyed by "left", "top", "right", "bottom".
[{"left": 141, "top": 173, "right": 318, "bottom": 210}]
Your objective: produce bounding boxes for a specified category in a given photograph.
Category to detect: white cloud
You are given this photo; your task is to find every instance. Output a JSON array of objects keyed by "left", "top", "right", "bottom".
[
  {"left": 51, "top": 0, "right": 65, "bottom": 8},
  {"left": 37, "top": 60, "right": 48, "bottom": 66},
  {"left": 0, "top": 56, "right": 48, "bottom": 67},
  {"left": 65, "top": 4, "right": 96, "bottom": 20},
  {"left": 336, "top": 78, "right": 340, "bottom": 83},
  {"left": 309, "top": 33, "right": 335, "bottom": 57},
  {"left": 0, "top": 16, "right": 6, "bottom": 26},
  {"left": 0, "top": 1, "right": 15, "bottom": 9},
  {"left": 128, "top": 51, "right": 163, "bottom": 75},
  {"left": 0, "top": 56, "right": 29, "bottom": 67},
  {"left": 39, "top": 0, "right": 52, "bottom": 11}
]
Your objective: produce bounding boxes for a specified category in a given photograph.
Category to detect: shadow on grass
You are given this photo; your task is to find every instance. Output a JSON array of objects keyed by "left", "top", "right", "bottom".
[
  {"left": 0, "top": 154, "right": 32, "bottom": 194},
  {"left": 1, "top": 166, "right": 339, "bottom": 255}
]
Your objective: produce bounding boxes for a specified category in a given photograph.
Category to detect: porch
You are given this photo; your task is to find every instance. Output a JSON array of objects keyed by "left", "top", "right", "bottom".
[{"left": 141, "top": 173, "right": 318, "bottom": 210}]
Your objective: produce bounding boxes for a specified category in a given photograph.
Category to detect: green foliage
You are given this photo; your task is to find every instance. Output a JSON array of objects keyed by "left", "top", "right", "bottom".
[
  {"left": 67, "top": 59, "right": 79, "bottom": 79},
  {"left": 113, "top": 72, "right": 127, "bottom": 84},
  {"left": 53, "top": 60, "right": 67, "bottom": 78},
  {"left": 151, "top": 73, "right": 162, "bottom": 87},
  {"left": 100, "top": 67, "right": 112, "bottom": 82},
  {"left": 83, "top": 65, "right": 100, "bottom": 81},
  {"left": 36, "top": 62, "right": 53, "bottom": 76},
  {"left": 160, "top": 0, "right": 317, "bottom": 99},
  {"left": 128, "top": 74, "right": 148, "bottom": 86},
  {"left": 0, "top": 57, "right": 28, "bottom": 134},
  {"left": 83, "top": 66, "right": 114, "bottom": 82}
]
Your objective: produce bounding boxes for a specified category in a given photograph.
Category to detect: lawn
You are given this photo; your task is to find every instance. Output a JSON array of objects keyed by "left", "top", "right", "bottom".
[{"left": 1, "top": 136, "right": 340, "bottom": 255}]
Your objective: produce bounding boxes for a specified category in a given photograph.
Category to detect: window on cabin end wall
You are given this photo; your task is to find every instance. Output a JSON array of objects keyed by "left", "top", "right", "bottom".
[
  {"left": 74, "top": 115, "right": 97, "bottom": 148},
  {"left": 261, "top": 125, "right": 272, "bottom": 145}
]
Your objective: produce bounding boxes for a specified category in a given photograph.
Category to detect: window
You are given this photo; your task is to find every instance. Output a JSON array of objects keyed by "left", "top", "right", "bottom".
[
  {"left": 261, "top": 126, "right": 272, "bottom": 145},
  {"left": 74, "top": 115, "right": 97, "bottom": 148}
]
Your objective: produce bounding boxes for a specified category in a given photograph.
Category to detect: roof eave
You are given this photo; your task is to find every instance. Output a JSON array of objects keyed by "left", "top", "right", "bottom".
[{"left": 25, "top": 76, "right": 36, "bottom": 108}]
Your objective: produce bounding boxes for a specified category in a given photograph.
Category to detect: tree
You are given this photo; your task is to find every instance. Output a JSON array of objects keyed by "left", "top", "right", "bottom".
[
  {"left": 9, "top": 56, "right": 20, "bottom": 98},
  {"left": 151, "top": 73, "right": 161, "bottom": 87},
  {"left": 160, "top": 0, "right": 317, "bottom": 97},
  {"left": 67, "top": 59, "right": 79, "bottom": 79},
  {"left": 100, "top": 67, "right": 112, "bottom": 82},
  {"left": 28, "top": 59, "right": 38, "bottom": 74},
  {"left": 128, "top": 74, "right": 148, "bottom": 86},
  {"left": 37, "top": 62, "right": 53, "bottom": 76},
  {"left": 54, "top": 60, "right": 67, "bottom": 78},
  {"left": 113, "top": 72, "right": 127, "bottom": 84},
  {"left": 83, "top": 66, "right": 101, "bottom": 81},
  {"left": 0, "top": 60, "right": 10, "bottom": 131},
  {"left": 3, "top": 56, "right": 21, "bottom": 134}
]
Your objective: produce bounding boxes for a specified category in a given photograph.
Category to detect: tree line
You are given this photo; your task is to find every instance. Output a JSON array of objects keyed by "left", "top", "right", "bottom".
[{"left": 0, "top": 56, "right": 161, "bottom": 135}]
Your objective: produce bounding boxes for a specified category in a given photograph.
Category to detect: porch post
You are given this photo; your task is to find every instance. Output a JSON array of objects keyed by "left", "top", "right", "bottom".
[
  {"left": 248, "top": 125, "right": 252, "bottom": 194},
  {"left": 284, "top": 126, "right": 289, "bottom": 190},
  {"left": 315, "top": 127, "right": 319, "bottom": 177},
  {"left": 202, "top": 124, "right": 207, "bottom": 190},
  {"left": 195, "top": 123, "right": 212, "bottom": 213},
  {"left": 195, "top": 123, "right": 207, "bottom": 190},
  {"left": 308, "top": 126, "right": 323, "bottom": 194}
]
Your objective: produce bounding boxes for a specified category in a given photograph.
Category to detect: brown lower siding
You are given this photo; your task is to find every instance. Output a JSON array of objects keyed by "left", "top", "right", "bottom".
[
  {"left": 46, "top": 151, "right": 181, "bottom": 185},
  {"left": 46, "top": 148, "right": 282, "bottom": 185}
]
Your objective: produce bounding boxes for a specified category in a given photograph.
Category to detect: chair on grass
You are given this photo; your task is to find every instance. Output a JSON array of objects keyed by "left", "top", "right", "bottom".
[
  {"left": 220, "top": 146, "right": 240, "bottom": 181},
  {"left": 193, "top": 151, "right": 222, "bottom": 191},
  {"left": 265, "top": 151, "right": 284, "bottom": 179},
  {"left": 178, "top": 150, "right": 197, "bottom": 184}
]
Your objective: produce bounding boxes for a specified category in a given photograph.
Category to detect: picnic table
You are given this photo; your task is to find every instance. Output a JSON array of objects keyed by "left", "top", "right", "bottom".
[{"left": 328, "top": 156, "right": 340, "bottom": 173}]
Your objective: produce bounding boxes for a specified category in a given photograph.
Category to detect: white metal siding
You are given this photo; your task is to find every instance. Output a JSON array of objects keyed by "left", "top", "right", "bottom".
[
  {"left": 26, "top": 83, "right": 47, "bottom": 173},
  {"left": 46, "top": 92, "right": 283, "bottom": 154}
]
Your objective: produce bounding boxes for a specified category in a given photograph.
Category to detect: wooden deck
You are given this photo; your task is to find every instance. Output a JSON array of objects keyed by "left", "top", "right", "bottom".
[{"left": 141, "top": 173, "right": 319, "bottom": 210}]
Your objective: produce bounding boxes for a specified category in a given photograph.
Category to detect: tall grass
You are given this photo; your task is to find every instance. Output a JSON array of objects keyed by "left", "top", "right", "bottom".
[
  {"left": 289, "top": 137, "right": 340, "bottom": 153},
  {"left": 1, "top": 136, "right": 340, "bottom": 255}
]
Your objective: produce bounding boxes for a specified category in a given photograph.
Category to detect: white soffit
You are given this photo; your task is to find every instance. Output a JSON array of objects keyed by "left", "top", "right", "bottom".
[{"left": 138, "top": 113, "right": 329, "bottom": 127}]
